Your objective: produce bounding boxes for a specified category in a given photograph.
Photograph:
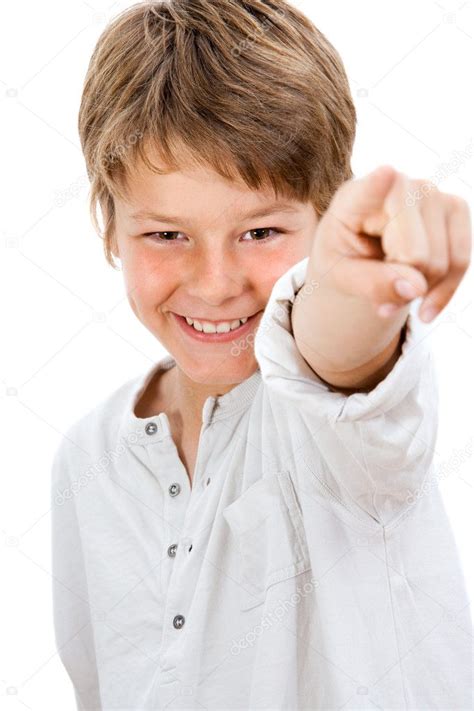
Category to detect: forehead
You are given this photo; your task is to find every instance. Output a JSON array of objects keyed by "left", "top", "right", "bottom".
[{"left": 115, "top": 147, "right": 306, "bottom": 223}]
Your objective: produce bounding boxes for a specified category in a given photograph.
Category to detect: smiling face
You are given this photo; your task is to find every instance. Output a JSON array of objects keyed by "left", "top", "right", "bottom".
[{"left": 112, "top": 152, "right": 318, "bottom": 389}]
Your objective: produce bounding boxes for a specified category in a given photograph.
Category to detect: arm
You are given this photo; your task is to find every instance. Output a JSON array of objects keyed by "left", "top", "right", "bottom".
[
  {"left": 255, "top": 167, "right": 470, "bottom": 523},
  {"left": 291, "top": 166, "right": 470, "bottom": 392},
  {"left": 291, "top": 279, "right": 407, "bottom": 394},
  {"left": 254, "top": 261, "right": 438, "bottom": 526}
]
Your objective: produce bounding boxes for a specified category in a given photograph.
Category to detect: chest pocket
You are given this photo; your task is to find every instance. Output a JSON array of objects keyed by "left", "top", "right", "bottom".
[{"left": 222, "top": 469, "right": 311, "bottom": 611}]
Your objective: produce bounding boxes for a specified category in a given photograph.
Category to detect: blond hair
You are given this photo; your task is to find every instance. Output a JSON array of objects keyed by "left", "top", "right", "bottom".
[{"left": 78, "top": 0, "right": 356, "bottom": 269}]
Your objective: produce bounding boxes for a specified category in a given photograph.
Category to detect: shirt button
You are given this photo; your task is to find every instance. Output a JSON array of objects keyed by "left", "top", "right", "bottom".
[
  {"left": 167, "top": 543, "right": 178, "bottom": 557},
  {"left": 168, "top": 482, "right": 181, "bottom": 497},
  {"left": 173, "top": 614, "right": 185, "bottom": 629},
  {"left": 145, "top": 422, "right": 157, "bottom": 435}
]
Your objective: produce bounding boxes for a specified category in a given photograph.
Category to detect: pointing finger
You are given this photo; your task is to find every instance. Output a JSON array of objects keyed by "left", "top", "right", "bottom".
[
  {"left": 332, "top": 256, "right": 428, "bottom": 311},
  {"left": 328, "top": 165, "right": 398, "bottom": 234}
]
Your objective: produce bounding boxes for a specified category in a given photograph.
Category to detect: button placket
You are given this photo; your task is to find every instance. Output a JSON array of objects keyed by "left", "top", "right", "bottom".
[
  {"left": 163, "top": 460, "right": 214, "bottom": 640},
  {"left": 155, "top": 432, "right": 190, "bottom": 634},
  {"left": 161, "top": 414, "right": 214, "bottom": 647}
]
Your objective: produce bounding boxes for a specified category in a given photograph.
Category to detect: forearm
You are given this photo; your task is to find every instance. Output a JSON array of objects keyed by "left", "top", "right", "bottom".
[{"left": 291, "top": 257, "right": 409, "bottom": 391}]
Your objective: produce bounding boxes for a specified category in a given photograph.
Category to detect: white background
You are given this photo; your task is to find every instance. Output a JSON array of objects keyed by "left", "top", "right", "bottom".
[{"left": 0, "top": 0, "right": 472, "bottom": 708}]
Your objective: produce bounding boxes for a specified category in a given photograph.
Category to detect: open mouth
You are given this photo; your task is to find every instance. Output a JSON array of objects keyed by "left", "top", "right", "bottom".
[{"left": 172, "top": 311, "right": 262, "bottom": 343}]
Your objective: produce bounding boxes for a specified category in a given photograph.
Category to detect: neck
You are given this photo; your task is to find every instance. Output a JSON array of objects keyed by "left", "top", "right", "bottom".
[{"left": 165, "top": 365, "right": 237, "bottom": 431}]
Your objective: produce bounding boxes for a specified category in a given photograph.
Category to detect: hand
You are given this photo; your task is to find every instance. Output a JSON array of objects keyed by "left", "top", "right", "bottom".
[{"left": 313, "top": 165, "right": 472, "bottom": 322}]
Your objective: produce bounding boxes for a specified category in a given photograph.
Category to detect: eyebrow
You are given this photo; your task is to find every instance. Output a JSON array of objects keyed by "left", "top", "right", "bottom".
[{"left": 129, "top": 202, "right": 301, "bottom": 224}]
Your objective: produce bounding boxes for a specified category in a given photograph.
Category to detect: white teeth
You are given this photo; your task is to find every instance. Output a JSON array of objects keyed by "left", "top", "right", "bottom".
[{"left": 184, "top": 316, "right": 249, "bottom": 334}]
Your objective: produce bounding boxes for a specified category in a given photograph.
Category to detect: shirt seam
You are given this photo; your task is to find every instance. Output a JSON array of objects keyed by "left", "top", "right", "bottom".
[
  {"left": 382, "top": 524, "right": 409, "bottom": 709},
  {"left": 357, "top": 420, "right": 383, "bottom": 523},
  {"left": 207, "top": 399, "right": 255, "bottom": 423},
  {"left": 383, "top": 467, "right": 439, "bottom": 534}
]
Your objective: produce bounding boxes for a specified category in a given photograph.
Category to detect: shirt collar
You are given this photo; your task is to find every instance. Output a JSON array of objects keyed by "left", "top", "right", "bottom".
[{"left": 118, "top": 353, "right": 262, "bottom": 447}]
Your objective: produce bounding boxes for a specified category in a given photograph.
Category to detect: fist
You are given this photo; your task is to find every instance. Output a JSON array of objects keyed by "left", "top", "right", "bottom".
[{"left": 313, "top": 165, "right": 472, "bottom": 322}]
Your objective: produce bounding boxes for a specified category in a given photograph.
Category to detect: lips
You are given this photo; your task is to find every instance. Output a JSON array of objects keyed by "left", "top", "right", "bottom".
[
  {"left": 171, "top": 310, "right": 262, "bottom": 344},
  {"left": 176, "top": 313, "right": 256, "bottom": 323}
]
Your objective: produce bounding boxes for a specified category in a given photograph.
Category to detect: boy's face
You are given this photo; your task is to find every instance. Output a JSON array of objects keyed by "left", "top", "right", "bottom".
[{"left": 112, "top": 154, "right": 318, "bottom": 386}]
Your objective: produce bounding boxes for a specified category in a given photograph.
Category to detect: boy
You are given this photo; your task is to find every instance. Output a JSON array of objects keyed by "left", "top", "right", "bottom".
[{"left": 51, "top": 0, "right": 472, "bottom": 708}]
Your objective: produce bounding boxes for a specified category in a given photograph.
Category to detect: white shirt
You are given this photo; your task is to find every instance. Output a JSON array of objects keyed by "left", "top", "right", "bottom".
[{"left": 51, "top": 257, "right": 472, "bottom": 710}]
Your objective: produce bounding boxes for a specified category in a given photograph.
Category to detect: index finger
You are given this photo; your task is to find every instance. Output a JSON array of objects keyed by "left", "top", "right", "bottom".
[{"left": 327, "top": 165, "right": 397, "bottom": 234}]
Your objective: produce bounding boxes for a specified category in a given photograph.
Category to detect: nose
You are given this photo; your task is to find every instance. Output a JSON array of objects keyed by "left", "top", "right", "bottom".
[{"left": 185, "top": 244, "right": 243, "bottom": 305}]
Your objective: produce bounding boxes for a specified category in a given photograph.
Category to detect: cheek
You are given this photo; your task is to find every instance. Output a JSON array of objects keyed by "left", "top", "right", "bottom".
[
  {"left": 251, "top": 241, "right": 308, "bottom": 287},
  {"left": 121, "top": 251, "right": 171, "bottom": 310}
]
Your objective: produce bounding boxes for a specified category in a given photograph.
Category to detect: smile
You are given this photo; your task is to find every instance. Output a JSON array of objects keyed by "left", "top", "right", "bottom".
[
  {"left": 172, "top": 311, "right": 262, "bottom": 343},
  {"left": 184, "top": 316, "right": 248, "bottom": 333}
]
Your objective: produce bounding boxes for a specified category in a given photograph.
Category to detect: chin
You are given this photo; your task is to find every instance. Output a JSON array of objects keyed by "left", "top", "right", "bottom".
[{"left": 179, "top": 351, "right": 258, "bottom": 385}]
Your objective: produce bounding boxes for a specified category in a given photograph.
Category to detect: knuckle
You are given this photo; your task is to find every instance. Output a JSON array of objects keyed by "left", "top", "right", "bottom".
[
  {"left": 416, "top": 177, "right": 437, "bottom": 193},
  {"left": 401, "top": 250, "right": 430, "bottom": 272},
  {"left": 451, "top": 194, "right": 467, "bottom": 208},
  {"left": 385, "top": 241, "right": 429, "bottom": 266},
  {"left": 448, "top": 194, "right": 469, "bottom": 212},
  {"left": 426, "top": 259, "right": 448, "bottom": 280},
  {"left": 452, "top": 255, "right": 471, "bottom": 274},
  {"left": 408, "top": 178, "right": 438, "bottom": 202}
]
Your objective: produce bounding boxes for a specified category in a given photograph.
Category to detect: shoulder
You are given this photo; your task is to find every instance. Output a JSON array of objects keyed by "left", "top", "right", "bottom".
[{"left": 51, "top": 370, "right": 143, "bottom": 472}]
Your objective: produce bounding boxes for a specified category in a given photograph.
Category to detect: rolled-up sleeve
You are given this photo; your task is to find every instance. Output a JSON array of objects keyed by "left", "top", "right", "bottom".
[{"left": 254, "top": 257, "right": 438, "bottom": 526}]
